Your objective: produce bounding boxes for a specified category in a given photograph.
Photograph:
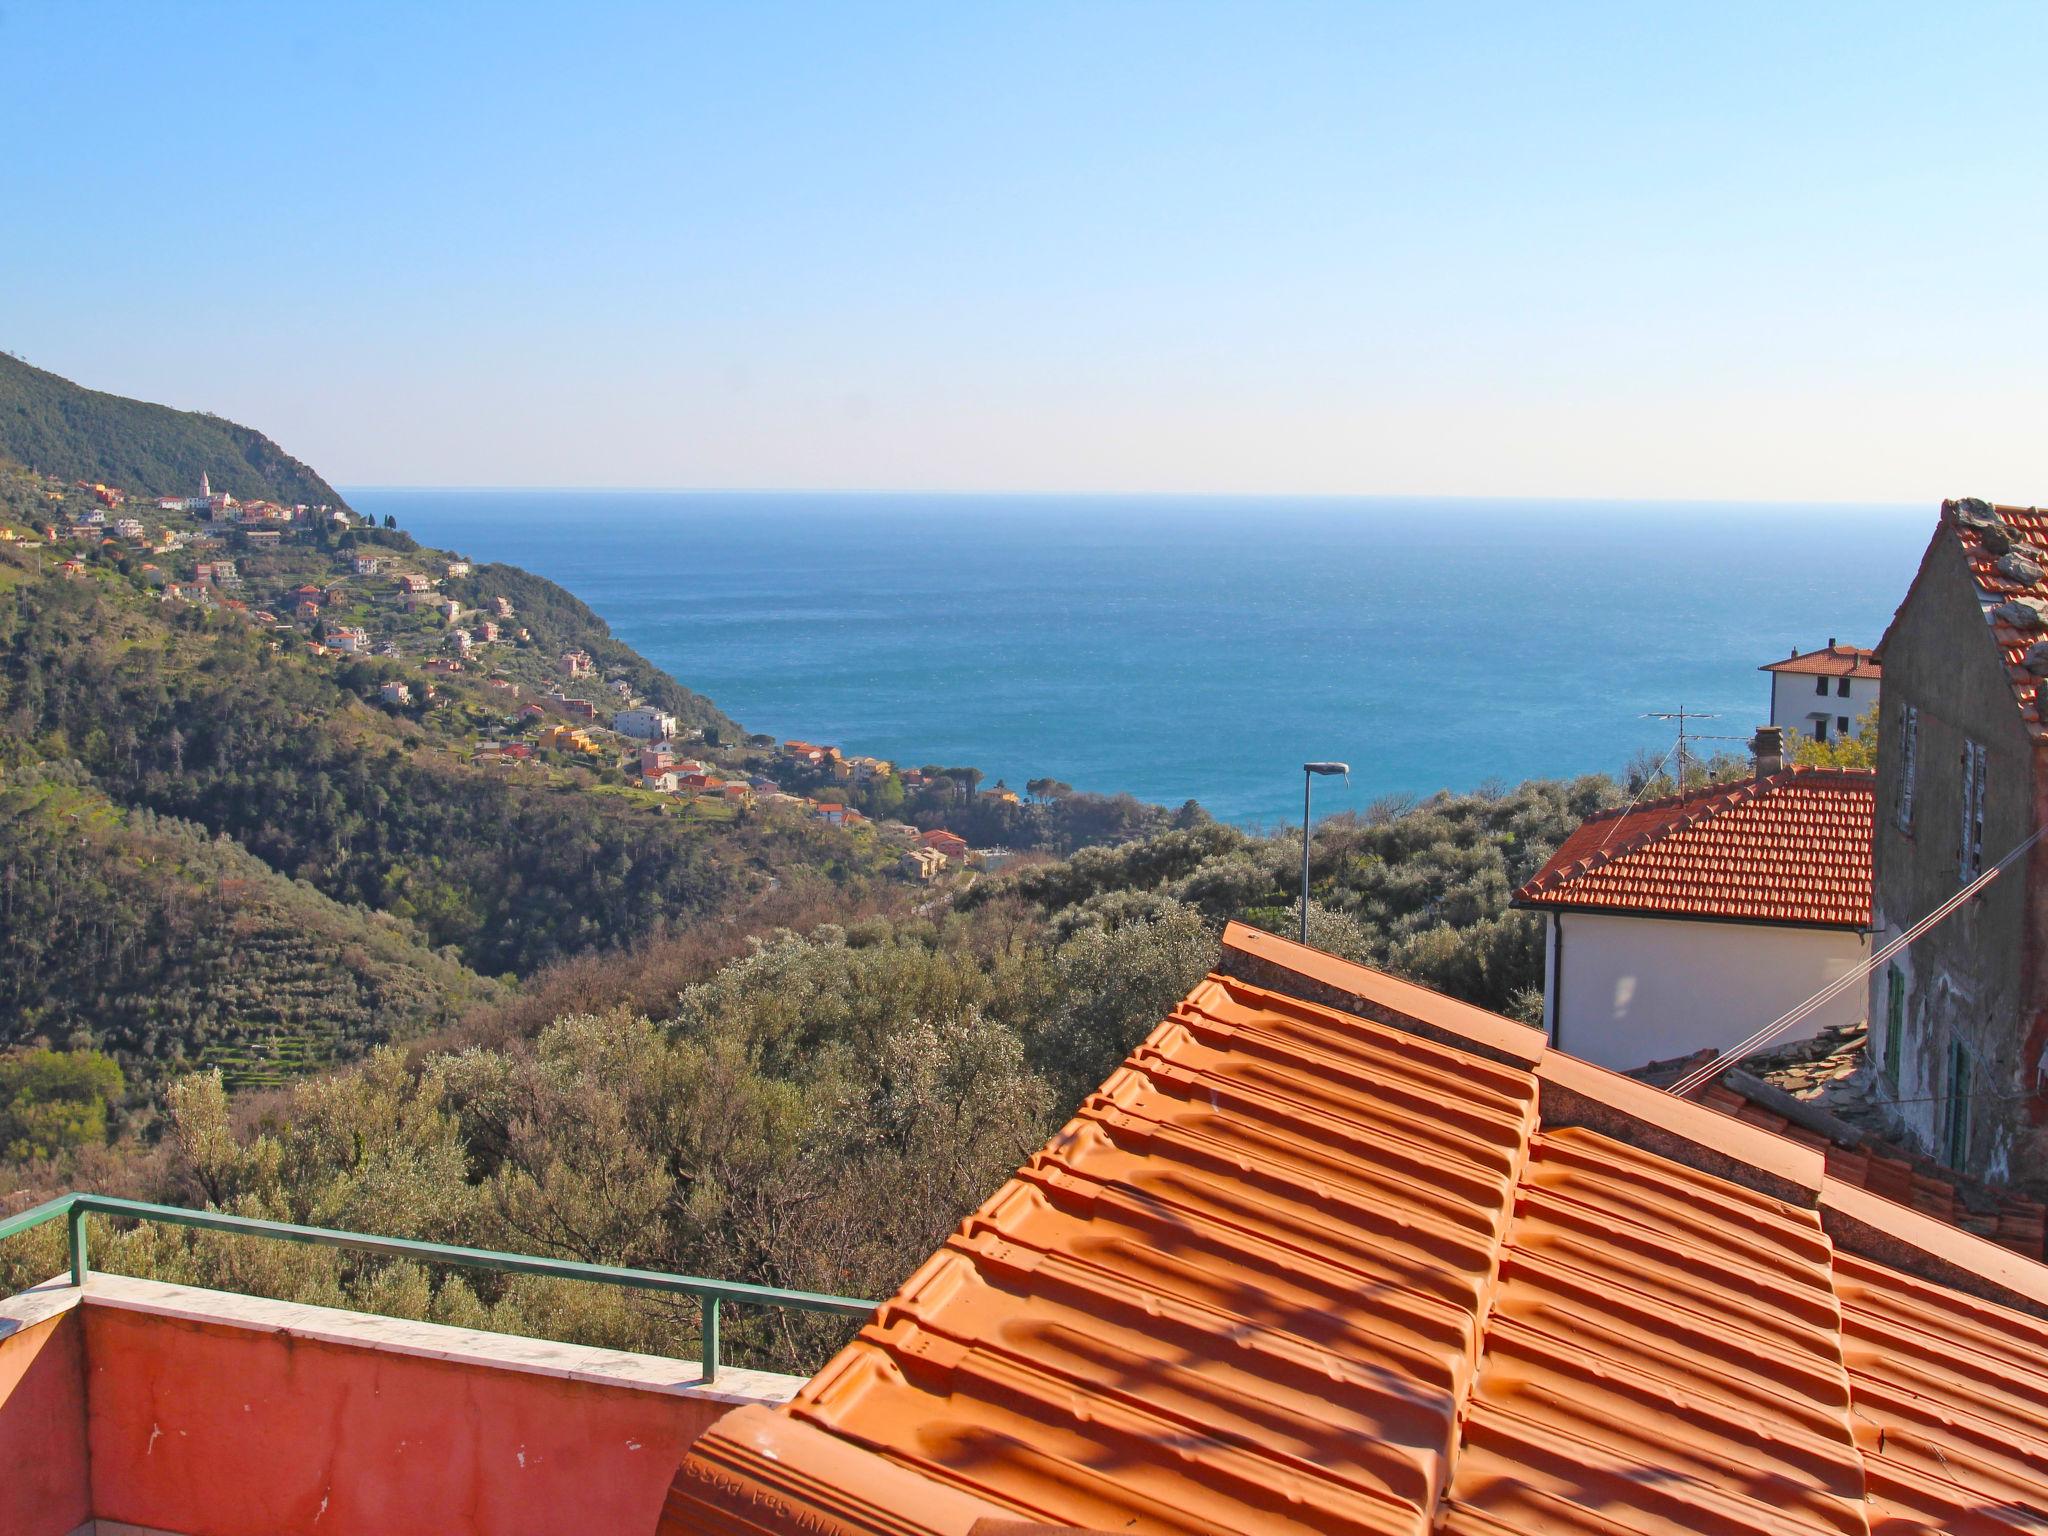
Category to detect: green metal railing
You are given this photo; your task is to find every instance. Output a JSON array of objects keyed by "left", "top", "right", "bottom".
[{"left": 0, "top": 1192, "right": 874, "bottom": 1384}]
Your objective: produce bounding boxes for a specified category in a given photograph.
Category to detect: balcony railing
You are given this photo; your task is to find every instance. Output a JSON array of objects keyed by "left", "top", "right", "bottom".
[{"left": 0, "top": 1191, "right": 874, "bottom": 1383}]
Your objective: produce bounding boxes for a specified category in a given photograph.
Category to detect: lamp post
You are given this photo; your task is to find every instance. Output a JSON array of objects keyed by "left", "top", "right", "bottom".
[{"left": 1301, "top": 761, "right": 1349, "bottom": 944}]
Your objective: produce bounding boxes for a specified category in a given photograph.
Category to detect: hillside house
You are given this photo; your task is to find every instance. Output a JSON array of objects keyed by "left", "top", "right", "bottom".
[
  {"left": 448, "top": 628, "right": 474, "bottom": 655},
  {"left": 328, "top": 627, "right": 370, "bottom": 655},
  {"left": 613, "top": 706, "right": 678, "bottom": 741},
  {"left": 543, "top": 692, "right": 598, "bottom": 722},
  {"left": 492, "top": 596, "right": 514, "bottom": 618},
  {"left": 1868, "top": 498, "right": 2048, "bottom": 1188},
  {"left": 397, "top": 573, "right": 434, "bottom": 594},
  {"left": 1513, "top": 736, "right": 1875, "bottom": 1072},
  {"left": 380, "top": 681, "right": 412, "bottom": 706},
  {"left": 559, "top": 650, "right": 595, "bottom": 679},
  {"left": 1765, "top": 640, "right": 1882, "bottom": 742},
  {"left": 424, "top": 657, "right": 464, "bottom": 675},
  {"left": 538, "top": 725, "right": 601, "bottom": 756},
  {"left": 920, "top": 828, "right": 970, "bottom": 861},
  {"left": 446, "top": 561, "right": 471, "bottom": 578},
  {"left": 240, "top": 529, "right": 282, "bottom": 549},
  {"left": 113, "top": 518, "right": 145, "bottom": 540},
  {"left": 642, "top": 768, "right": 681, "bottom": 793},
  {"left": 353, "top": 555, "right": 381, "bottom": 576},
  {"left": 475, "top": 620, "right": 500, "bottom": 642},
  {"left": 899, "top": 846, "right": 948, "bottom": 882}
]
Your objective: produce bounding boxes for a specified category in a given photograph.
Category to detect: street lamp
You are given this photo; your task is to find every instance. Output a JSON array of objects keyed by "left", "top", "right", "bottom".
[{"left": 1301, "top": 761, "right": 1350, "bottom": 944}]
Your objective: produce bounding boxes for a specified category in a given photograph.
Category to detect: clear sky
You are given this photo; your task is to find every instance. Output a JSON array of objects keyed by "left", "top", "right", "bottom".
[{"left": 4, "top": 2, "right": 2045, "bottom": 500}]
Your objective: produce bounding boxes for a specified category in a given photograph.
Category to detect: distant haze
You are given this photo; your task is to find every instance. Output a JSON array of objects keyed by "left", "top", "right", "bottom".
[{"left": 6, "top": 4, "right": 2047, "bottom": 502}]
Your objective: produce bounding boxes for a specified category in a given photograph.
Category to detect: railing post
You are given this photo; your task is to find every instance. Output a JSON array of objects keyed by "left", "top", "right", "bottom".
[
  {"left": 701, "top": 1295, "right": 721, "bottom": 1384},
  {"left": 67, "top": 1203, "right": 88, "bottom": 1286}
]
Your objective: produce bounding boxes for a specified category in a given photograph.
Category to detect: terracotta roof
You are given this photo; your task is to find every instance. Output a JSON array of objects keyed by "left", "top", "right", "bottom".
[
  {"left": 1940, "top": 498, "right": 2048, "bottom": 740},
  {"left": 1512, "top": 767, "right": 1874, "bottom": 929},
  {"left": 663, "top": 924, "right": 2048, "bottom": 1536},
  {"left": 1762, "top": 643, "right": 1882, "bottom": 679}
]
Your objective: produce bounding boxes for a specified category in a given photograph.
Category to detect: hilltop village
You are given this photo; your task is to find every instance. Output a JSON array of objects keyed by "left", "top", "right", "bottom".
[{"left": 0, "top": 466, "right": 1081, "bottom": 888}]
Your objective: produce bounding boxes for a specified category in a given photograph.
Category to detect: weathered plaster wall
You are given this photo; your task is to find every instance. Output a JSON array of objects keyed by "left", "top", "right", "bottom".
[
  {"left": 1869, "top": 533, "right": 2040, "bottom": 1182},
  {"left": 0, "top": 1289, "right": 92, "bottom": 1536}
]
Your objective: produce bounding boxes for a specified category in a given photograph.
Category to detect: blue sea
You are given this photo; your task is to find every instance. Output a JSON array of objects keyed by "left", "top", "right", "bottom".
[{"left": 346, "top": 491, "right": 1930, "bottom": 827}]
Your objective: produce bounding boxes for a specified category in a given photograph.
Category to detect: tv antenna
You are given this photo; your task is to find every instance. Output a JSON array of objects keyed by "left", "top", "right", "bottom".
[{"left": 1641, "top": 705, "right": 1725, "bottom": 803}]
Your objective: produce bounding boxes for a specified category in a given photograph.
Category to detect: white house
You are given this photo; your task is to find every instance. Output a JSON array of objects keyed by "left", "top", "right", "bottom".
[
  {"left": 1513, "top": 735, "right": 1874, "bottom": 1071},
  {"left": 612, "top": 706, "right": 678, "bottom": 740},
  {"left": 1762, "top": 640, "right": 1881, "bottom": 745}
]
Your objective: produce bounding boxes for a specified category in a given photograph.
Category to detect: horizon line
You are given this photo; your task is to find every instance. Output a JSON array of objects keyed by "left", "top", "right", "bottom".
[{"left": 338, "top": 484, "right": 1931, "bottom": 512}]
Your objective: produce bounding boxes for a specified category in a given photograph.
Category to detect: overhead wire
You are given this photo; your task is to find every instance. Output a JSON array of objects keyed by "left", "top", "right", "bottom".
[{"left": 1669, "top": 822, "right": 2048, "bottom": 1099}]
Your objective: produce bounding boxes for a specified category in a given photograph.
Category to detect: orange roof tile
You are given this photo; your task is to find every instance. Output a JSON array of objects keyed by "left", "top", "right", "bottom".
[
  {"left": 1513, "top": 766, "right": 1874, "bottom": 929},
  {"left": 1762, "top": 643, "right": 1882, "bottom": 679},
  {"left": 664, "top": 924, "right": 2048, "bottom": 1536},
  {"left": 1939, "top": 499, "right": 2048, "bottom": 741}
]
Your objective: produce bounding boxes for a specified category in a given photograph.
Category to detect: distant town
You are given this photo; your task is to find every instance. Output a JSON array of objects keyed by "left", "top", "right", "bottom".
[{"left": 2, "top": 468, "right": 1033, "bottom": 887}]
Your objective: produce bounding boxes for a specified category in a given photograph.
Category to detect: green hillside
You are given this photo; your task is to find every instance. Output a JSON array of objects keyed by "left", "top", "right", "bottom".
[
  {"left": 0, "top": 352, "right": 346, "bottom": 508},
  {"left": 0, "top": 767, "right": 499, "bottom": 1090}
]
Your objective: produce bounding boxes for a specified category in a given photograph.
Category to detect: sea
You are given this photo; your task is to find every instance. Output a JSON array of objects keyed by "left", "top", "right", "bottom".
[{"left": 345, "top": 491, "right": 1931, "bottom": 828}]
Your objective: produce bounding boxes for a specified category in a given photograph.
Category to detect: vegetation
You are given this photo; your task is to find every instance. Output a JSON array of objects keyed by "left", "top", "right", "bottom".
[
  {"left": 0, "top": 353, "right": 345, "bottom": 508},
  {"left": 1793, "top": 703, "right": 1879, "bottom": 769},
  {"left": 0, "top": 1047, "right": 122, "bottom": 1162},
  {"left": 0, "top": 358, "right": 1642, "bottom": 1380},
  {"left": 0, "top": 774, "right": 1612, "bottom": 1372}
]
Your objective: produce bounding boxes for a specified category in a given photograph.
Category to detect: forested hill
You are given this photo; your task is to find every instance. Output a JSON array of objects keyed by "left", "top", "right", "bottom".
[{"left": 0, "top": 352, "right": 346, "bottom": 509}]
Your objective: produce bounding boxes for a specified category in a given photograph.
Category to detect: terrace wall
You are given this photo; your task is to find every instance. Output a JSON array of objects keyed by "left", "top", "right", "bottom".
[{"left": 0, "top": 1274, "right": 803, "bottom": 1536}]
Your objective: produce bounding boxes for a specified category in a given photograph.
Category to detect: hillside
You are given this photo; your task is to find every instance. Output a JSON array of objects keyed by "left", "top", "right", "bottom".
[
  {"left": 0, "top": 352, "right": 346, "bottom": 508},
  {"left": 0, "top": 448, "right": 905, "bottom": 1101},
  {"left": 1, "top": 766, "right": 498, "bottom": 1090}
]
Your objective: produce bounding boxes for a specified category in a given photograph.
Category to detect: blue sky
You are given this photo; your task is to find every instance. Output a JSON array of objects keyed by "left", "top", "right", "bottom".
[{"left": 4, "top": 2, "right": 2045, "bottom": 498}]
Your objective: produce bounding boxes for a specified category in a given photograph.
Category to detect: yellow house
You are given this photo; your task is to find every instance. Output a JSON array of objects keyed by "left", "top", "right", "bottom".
[{"left": 538, "top": 724, "right": 602, "bottom": 755}]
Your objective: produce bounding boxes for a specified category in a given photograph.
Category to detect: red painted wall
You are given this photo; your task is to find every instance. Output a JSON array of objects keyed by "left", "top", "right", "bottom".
[
  {"left": 83, "top": 1306, "right": 735, "bottom": 1536},
  {"left": 0, "top": 1309, "right": 92, "bottom": 1536}
]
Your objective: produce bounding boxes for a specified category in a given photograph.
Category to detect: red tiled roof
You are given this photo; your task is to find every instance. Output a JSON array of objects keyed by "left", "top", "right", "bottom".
[
  {"left": 1513, "top": 767, "right": 1874, "bottom": 929},
  {"left": 1762, "top": 643, "right": 1881, "bottom": 678},
  {"left": 663, "top": 925, "right": 2048, "bottom": 1536},
  {"left": 1940, "top": 499, "right": 2048, "bottom": 740}
]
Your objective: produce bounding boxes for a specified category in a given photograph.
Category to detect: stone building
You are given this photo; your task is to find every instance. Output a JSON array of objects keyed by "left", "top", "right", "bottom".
[{"left": 1869, "top": 497, "right": 2048, "bottom": 1187}]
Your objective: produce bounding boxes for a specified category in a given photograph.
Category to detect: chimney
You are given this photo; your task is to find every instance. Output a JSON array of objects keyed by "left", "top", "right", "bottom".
[
  {"left": 1750, "top": 724, "right": 1786, "bottom": 779},
  {"left": 1827, "top": 636, "right": 1837, "bottom": 651}
]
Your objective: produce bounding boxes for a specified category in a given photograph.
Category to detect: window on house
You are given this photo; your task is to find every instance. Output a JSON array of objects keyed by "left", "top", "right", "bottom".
[
  {"left": 1896, "top": 704, "right": 1917, "bottom": 830},
  {"left": 1815, "top": 675, "right": 1828, "bottom": 695},
  {"left": 1959, "top": 739, "right": 1987, "bottom": 882},
  {"left": 1883, "top": 966, "right": 1904, "bottom": 1091},
  {"left": 1838, "top": 715, "right": 1850, "bottom": 734},
  {"left": 1813, "top": 720, "right": 1827, "bottom": 742},
  {"left": 1837, "top": 677, "right": 1851, "bottom": 697},
  {"left": 1946, "top": 1039, "right": 1972, "bottom": 1168}
]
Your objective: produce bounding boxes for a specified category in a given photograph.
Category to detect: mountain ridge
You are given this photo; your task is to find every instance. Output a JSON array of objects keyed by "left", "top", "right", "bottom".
[{"left": 0, "top": 352, "right": 347, "bottom": 509}]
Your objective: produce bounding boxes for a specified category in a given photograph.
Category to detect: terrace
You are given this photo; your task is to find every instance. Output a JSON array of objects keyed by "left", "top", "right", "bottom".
[{"left": 0, "top": 1194, "right": 871, "bottom": 1536}]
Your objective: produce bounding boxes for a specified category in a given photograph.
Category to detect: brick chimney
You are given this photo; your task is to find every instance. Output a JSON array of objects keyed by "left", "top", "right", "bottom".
[{"left": 1750, "top": 724, "right": 1786, "bottom": 779}]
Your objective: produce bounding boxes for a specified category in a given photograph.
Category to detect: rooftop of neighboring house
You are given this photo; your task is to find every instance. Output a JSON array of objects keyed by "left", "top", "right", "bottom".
[
  {"left": 1932, "top": 498, "right": 2048, "bottom": 740},
  {"left": 1513, "top": 765, "right": 1875, "bottom": 929},
  {"left": 664, "top": 921, "right": 2048, "bottom": 1536},
  {"left": 1633, "top": 1026, "right": 2048, "bottom": 1262},
  {"left": 1762, "top": 640, "right": 1881, "bottom": 678}
]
